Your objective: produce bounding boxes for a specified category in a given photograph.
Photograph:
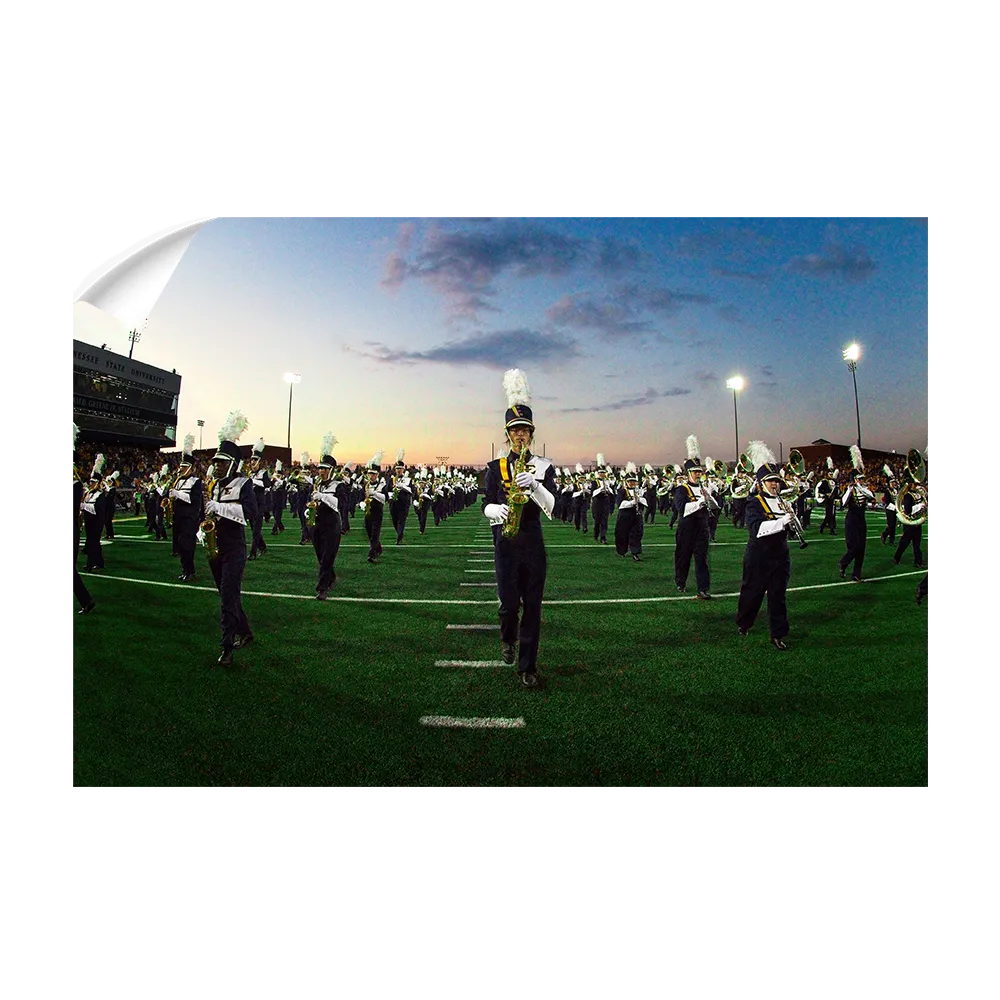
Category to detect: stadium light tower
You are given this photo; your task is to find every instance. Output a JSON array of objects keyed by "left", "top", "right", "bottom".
[
  {"left": 725, "top": 376, "right": 744, "bottom": 464},
  {"left": 842, "top": 343, "right": 862, "bottom": 448},
  {"left": 283, "top": 373, "right": 301, "bottom": 449},
  {"left": 128, "top": 326, "right": 142, "bottom": 359},
  {"left": 196, "top": 419, "right": 205, "bottom": 450}
]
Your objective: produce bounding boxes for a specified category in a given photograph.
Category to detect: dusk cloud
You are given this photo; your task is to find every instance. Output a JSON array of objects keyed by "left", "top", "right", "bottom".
[
  {"left": 716, "top": 304, "right": 743, "bottom": 324},
  {"left": 713, "top": 266, "right": 770, "bottom": 283},
  {"left": 787, "top": 241, "right": 876, "bottom": 281},
  {"left": 348, "top": 327, "right": 581, "bottom": 370},
  {"left": 558, "top": 385, "right": 691, "bottom": 413},
  {"left": 546, "top": 284, "right": 713, "bottom": 339}
]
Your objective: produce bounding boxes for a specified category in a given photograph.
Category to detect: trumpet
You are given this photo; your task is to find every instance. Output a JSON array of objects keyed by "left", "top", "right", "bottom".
[
  {"left": 895, "top": 448, "right": 927, "bottom": 526},
  {"left": 502, "top": 446, "right": 531, "bottom": 538}
]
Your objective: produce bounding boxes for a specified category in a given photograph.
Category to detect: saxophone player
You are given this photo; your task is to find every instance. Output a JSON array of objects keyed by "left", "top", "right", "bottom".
[
  {"left": 202, "top": 411, "right": 257, "bottom": 667},
  {"left": 312, "top": 433, "right": 343, "bottom": 600},
  {"left": 481, "top": 369, "right": 556, "bottom": 689},
  {"left": 672, "top": 435, "right": 713, "bottom": 598},
  {"left": 170, "top": 434, "right": 204, "bottom": 582},
  {"left": 838, "top": 445, "right": 874, "bottom": 583}
]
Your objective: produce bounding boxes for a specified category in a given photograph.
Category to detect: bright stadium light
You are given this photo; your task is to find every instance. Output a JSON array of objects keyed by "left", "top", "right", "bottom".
[{"left": 841, "top": 344, "right": 862, "bottom": 447}]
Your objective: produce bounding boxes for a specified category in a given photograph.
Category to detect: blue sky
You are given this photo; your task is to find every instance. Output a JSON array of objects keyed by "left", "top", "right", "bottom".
[{"left": 76, "top": 217, "right": 927, "bottom": 466}]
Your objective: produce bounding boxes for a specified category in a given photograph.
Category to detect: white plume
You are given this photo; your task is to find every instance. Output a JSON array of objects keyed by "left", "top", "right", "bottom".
[
  {"left": 253, "top": 436, "right": 265, "bottom": 455},
  {"left": 826, "top": 456, "right": 835, "bottom": 470},
  {"left": 576, "top": 463, "right": 584, "bottom": 474},
  {"left": 704, "top": 456, "right": 713, "bottom": 472},
  {"left": 596, "top": 453, "right": 605, "bottom": 467},
  {"left": 850, "top": 444, "right": 864, "bottom": 472},
  {"left": 73, "top": 423, "right": 79, "bottom": 447},
  {"left": 396, "top": 447, "right": 405, "bottom": 463},
  {"left": 321, "top": 432, "right": 337, "bottom": 457},
  {"left": 219, "top": 410, "right": 249, "bottom": 444},
  {"left": 746, "top": 440, "right": 776, "bottom": 469},
  {"left": 502, "top": 368, "right": 531, "bottom": 407},
  {"left": 625, "top": 461, "right": 637, "bottom": 476},
  {"left": 562, "top": 467, "right": 570, "bottom": 476},
  {"left": 160, "top": 463, "right": 170, "bottom": 477},
  {"left": 368, "top": 450, "right": 383, "bottom": 468},
  {"left": 883, "top": 464, "right": 893, "bottom": 478},
  {"left": 644, "top": 463, "right": 653, "bottom": 473},
  {"left": 183, "top": 433, "right": 195, "bottom": 455},
  {"left": 206, "top": 463, "right": 215, "bottom": 480},
  {"left": 275, "top": 460, "right": 283, "bottom": 473},
  {"left": 300, "top": 452, "right": 310, "bottom": 466},
  {"left": 110, "top": 470, "right": 120, "bottom": 481},
  {"left": 686, "top": 435, "right": 700, "bottom": 460}
]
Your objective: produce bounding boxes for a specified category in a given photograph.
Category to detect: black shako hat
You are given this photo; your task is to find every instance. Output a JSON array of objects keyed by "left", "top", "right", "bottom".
[
  {"left": 755, "top": 462, "right": 785, "bottom": 485},
  {"left": 505, "top": 403, "right": 534, "bottom": 432}
]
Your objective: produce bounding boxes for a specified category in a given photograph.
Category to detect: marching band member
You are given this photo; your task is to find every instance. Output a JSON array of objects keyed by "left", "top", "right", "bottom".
[
  {"left": 482, "top": 369, "right": 556, "bottom": 689},
  {"left": 74, "top": 426, "right": 96, "bottom": 613},
  {"left": 657, "top": 469, "right": 672, "bottom": 517},
  {"left": 817, "top": 457, "right": 838, "bottom": 535},
  {"left": 432, "top": 468, "right": 446, "bottom": 526},
  {"left": 81, "top": 454, "right": 107, "bottom": 571},
  {"left": 143, "top": 471, "right": 159, "bottom": 535},
  {"left": 672, "top": 436, "right": 713, "bottom": 598},
  {"left": 591, "top": 454, "right": 614, "bottom": 544},
  {"left": 838, "top": 445, "right": 874, "bottom": 583},
  {"left": 169, "top": 434, "right": 204, "bottom": 582},
  {"left": 614, "top": 462, "right": 645, "bottom": 561},
  {"left": 736, "top": 440, "right": 794, "bottom": 650},
  {"left": 363, "top": 451, "right": 387, "bottom": 563},
  {"left": 102, "top": 469, "right": 118, "bottom": 539},
  {"left": 642, "top": 464, "right": 657, "bottom": 524},
  {"left": 414, "top": 468, "right": 433, "bottom": 534},
  {"left": 880, "top": 464, "right": 898, "bottom": 545},
  {"left": 667, "top": 465, "right": 683, "bottom": 530},
  {"left": 559, "top": 468, "right": 574, "bottom": 522},
  {"left": 312, "top": 433, "right": 343, "bottom": 600},
  {"left": 248, "top": 437, "right": 270, "bottom": 559},
  {"left": 572, "top": 463, "right": 591, "bottom": 534},
  {"left": 389, "top": 449, "right": 413, "bottom": 545},
  {"left": 201, "top": 411, "right": 257, "bottom": 667},
  {"left": 295, "top": 453, "right": 314, "bottom": 545},
  {"left": 155, "top": 464, "right": 170, "bottom": 542},
  {"left": 893, "top": 458, "right": 926, "bottom": 568},
  {"left": 270, "top": 460, "right": 287, "bottom": 535},
  {"left": 703, "top": 458, "right": 719, "bottom": 541}
]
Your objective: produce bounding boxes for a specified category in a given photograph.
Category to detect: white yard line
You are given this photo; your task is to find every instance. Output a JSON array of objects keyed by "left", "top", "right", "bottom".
[
  {"left": 433, "top": 660, "right": 507, "bottom": 667},
  {"left": 446, "top": 624, "right": 500, "bottom": 630},
  {"left": 420, "top": 716, "right": 525, "bottom": 729}
]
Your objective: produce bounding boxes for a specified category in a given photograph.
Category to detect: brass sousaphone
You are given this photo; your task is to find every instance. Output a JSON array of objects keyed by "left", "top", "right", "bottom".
[
  {"left": 895, "top": 448, "right": 927, "bottom": 526},
  {"left": 728, "top": 452, "right": 755, "bottom": 499}
]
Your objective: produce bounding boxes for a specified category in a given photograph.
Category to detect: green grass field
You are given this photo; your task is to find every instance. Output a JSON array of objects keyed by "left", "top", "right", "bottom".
[{"left": 74, "top": 505, "right": 928, "bottom": 786}]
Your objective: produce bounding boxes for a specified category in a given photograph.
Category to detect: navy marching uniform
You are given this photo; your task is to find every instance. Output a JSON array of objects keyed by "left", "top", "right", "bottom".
[
  {"left": 482, "top": 370, "right": 557, "bottom": 688},
  {"left": 590, "top": 457, "right": 614, "bottom": 544},
  {"left": 737, "top": 451, "right": 794, "bottom": 649},
  {"left": 363, "top": 453, "right": 387, "bottom": 563},
  {"left": 203, "top": 419, "right": 257, "bottom": 666},
  {"left": 270, "top": 464, "right": 287, "bottom": 534},
  {"left": 614, "top": 466, "right": 645, "bottom": 560},
  {"left": 817, "top": 469, "right": 838, "bottom": 535},
  {"left": 389, "top": 454, "right": 413, "bottom": 544},
  {"left": 103, "top": 472, "right": 118, "bottom": 538},
  {"left": 673, "top": 441, "right": 713, "bottom": 597},
  {"left": 74, "top": 439, "right": 95, "bottom": 613},
  {"left": 81, "top": 455, "right": 107, "bottom": 571},
  {"left": 415, "top": 473, "right": 432, "bottom": 533},
  {"left": 881, "top": 480, "right": 899, "bottom": 545},
  {"left": 248, "top": 439, "right": 270, "bottom": 559},
  {"left": 169, "top": 436, "right": 204, "bottom": 582},
  {"left": 838, "top": 456, "right": 873, "bottom": 583},
  {"left": 893, "top": 486, "right": 925, "bottom": 568},
  {"left": 312, "top": 437, "right": 343, "bottom": 599}
]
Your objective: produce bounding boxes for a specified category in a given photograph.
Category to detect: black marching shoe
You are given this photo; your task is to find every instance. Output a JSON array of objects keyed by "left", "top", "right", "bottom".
[
  {"left": 316, "top": 590, "right": 328, "bottom": 601},
  {"left": 738, "top": 626, "right": 748, "bottom": 636},
  {"left": 676, "top": 585, "right": 686, "bottom": 593},
  {"left": 233, "top": 633, "right": 254, "bottom": 649},
  {"left": 839, "top": 567, "right": 846, "bottom": 578},
  {"left": 78, "top": 600, "right": 96, "bottom": 615},
  {"left": 697, "top": 591, "right": 712, "bottom": 600},
  {"left": 770, "top": 637, "right": 788, "bottom": 651},
  {"left": 217, "top": 648, "right": 234, "bottom": 666},
  {"left": 520, "top": 671, "right": 539, "bottom": 689},
  {"left": 632, "top": 554, "right": 642, "bottom": 562},
  {"left": 501, "top": 642, "right": 516, "bottom": 664}
]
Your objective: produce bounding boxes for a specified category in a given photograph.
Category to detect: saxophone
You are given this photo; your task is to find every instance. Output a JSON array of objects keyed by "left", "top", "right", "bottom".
[
  {"left": 200, "top": 478, "right": 219, "bottom": 561},
  {"left": 162, "top": 473, "right": 179, "bottom": 527},
  {"left": 502, "top": 447, "right": 531, "bottom": 539}
]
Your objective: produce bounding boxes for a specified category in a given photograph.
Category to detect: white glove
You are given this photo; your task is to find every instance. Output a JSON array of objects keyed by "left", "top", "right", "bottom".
[
  {"left": 484, "top": 503, "right": 509, "bottom": 521},
  {"left": 515, "top": 471, "right": 536, "bottom": 489},
  {"left": 196, "top": 529, "right": 206, "bottom": 546}
]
